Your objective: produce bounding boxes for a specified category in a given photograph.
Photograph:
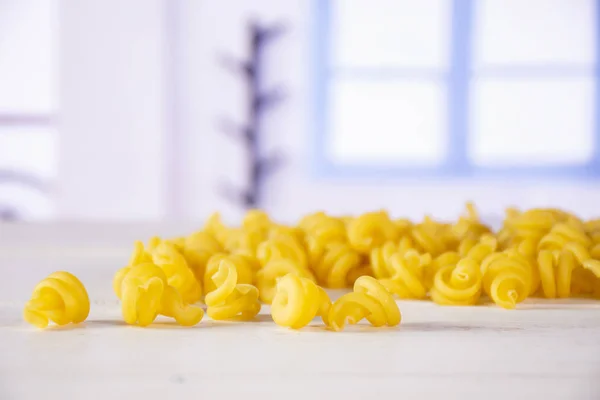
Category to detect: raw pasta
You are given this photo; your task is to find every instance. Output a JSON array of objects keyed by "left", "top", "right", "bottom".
[
  {"left": 116, "top": 263, "right": 204, "bottom": 327},
  {"left": 24, "top": 271, "right": 90, "bottom": 329},
  {"left": 271, "top": 273, "right": 331, "bottom": 329},
  {"left": 205, "top": 259, "right": 261, "bottom": 321},
  {"left": 327, "top": 276, "right": 401, "bottom": 332}
]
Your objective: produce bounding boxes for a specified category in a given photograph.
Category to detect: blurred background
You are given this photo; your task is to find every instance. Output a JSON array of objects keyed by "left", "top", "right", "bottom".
[{"left": 0, "top": 0, "right": 598, "bottom": 225}]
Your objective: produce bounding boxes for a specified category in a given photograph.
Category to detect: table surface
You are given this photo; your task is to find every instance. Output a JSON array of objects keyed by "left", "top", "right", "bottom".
[{"left": 1, "top": 223, "right": 599, "bottom": 400}]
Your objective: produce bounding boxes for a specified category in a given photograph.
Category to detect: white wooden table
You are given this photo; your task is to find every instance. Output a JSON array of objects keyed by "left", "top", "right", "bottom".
[{"left": 1, "top": 223, "right": 599, "bottom": 400}]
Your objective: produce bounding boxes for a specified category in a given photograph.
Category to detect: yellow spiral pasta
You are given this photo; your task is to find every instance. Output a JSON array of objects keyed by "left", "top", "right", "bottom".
[
  {"left": 327, "top": 276, "right": 401, "bottom": 332},
  {"left": 256, "top": 258, "right": 315, "bottom": 304},
  {"left": 538, "top": 223, "right": 592, "bottom": 251},
  {"left": 268, "top": 224, "right": 305, "bottom": 243},
  {"left": 299, "top": 212, "right": 346, "bottom": 241},
  {"left": 430, "top": 258, "right": 482, "bottom": 306},
  {"left": 221, "top": 228, "right": 265, "bottom": 257},
  {"left": 150, "top": 239, "right": 203, "bottom": 304},
  {"left": 538, "top": 242, "right": 600, "bottom": 299},
  {"left": 300, "top": 212, "right": 348, "bottom": 265},
  {"left": 128, "top": 240, "right": 153, "bottom": 266},
  {"left": 311, "top": 243, "right": 363, "bottom": 288},
  {"left": 205, "top": 259, "right": 261, "bottom": 320},
  {"left": 498, "top": 208, "right": 574, "bottom": 250},
  {"left": 452, "top": 202, "right": 491, "bottom": 243},
  {"left": 204, "top": 253, "right": 256, "bottom": 295},
  {"left": 480, "top": 251, "right": 535, "bottom": 309},
  {"left": 117, "top": 263, "right": 204, "bottom": 327},
  {"left": 410, "top": 219, "right": 452, "bottom": 257},
  {"left": 423, "top": 251, "right": 461, "bottom": 290},
  {"left": 347, "top": 211, "right": 399, "bottom": 254},
  {"left": 370, "top": 241, "right": 399, "bottom": 279},
  {"left": 256, "top": 235, "right": 308, "bottom": 269},
  {"left": 204, "top": 212, "right": 234, "bottom": 246},
  {"left": 271, "top": 273, "right": 331, "bottom": 329},
  {"left": 379, "top": 250, "right": 431, "bottom": 299},
  {"left": 461, "top": 234, "right": 497, "bottom": 262},
  {"left": 183, "top": 230, "right": 223, "bottom": 281},
  {"left": 242, "top": 209, "right": 272, "bottom": 236},
  {"left": 24, "top": 271, "right": 90, "bottom": 329},
  {"left": 107, "top": 203, "right": 600, "bottom": 318}
]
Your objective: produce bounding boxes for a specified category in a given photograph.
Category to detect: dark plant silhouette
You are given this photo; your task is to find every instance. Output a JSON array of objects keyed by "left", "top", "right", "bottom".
[{"left": 217, "top": 19, "right": 287, "bottom": 209}]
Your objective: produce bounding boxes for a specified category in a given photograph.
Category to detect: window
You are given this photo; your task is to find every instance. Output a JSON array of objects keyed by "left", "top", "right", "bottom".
[
  {"left": 0, "top": 0, "right": 58, "bottom": 219},
  {"left": 314, "top": 0, "right": 599, "bottom": 178}
]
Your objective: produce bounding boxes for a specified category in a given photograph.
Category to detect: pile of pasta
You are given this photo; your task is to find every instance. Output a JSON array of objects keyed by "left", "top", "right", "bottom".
[{"left": 24, "top": 204, "right": 600, "bottom": 330}]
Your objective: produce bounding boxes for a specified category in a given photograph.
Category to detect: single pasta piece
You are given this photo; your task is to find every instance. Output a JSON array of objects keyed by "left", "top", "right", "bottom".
[
  {"left": 204, "top": 253, "right": 255, "bottom": 295},
  {"left": 327, "top": 276, "right": 401, "bottom": 332},
  {"left": 562, "top": 242, "right": 600, "bottom": 280},
  {"left": 150, "top": 239, "right": 203, "bottom": 304},
  {"left": 299, "top": 212, "right": 347, "bottom": 244},
  {"left": 256, "top": 259, "right": 315, "bottom": 304},
  {"left": 452, "top": 202, "right": 491, "bottom": 244},
  {"left": 480, "top": 251, "right": 534, "bottom": 309},
  {"left": 311, "top": 243, "right": 362, "bottom": 288},
  {"left": 370, "top": 241, "right": 400, "bottom": 279},
  {"left": 117, "top": 263, "right": 204, "bottom": 327},
  {"left": 128, "top": 240, "right": 153, "bottom": 266},
  {"left": 538, "top": 242, "right": 600, "bottom": 299},
  {"left": 183, "top": 230, "right": 222, "bottom": 281},
  {"left": 271, "top": 273, "right": 331, "bottom": 329},
  {"left": 205, "top": 260, "right": 261, "bottom": 321},
  {"left": 538, "top": 223, "right": 592, "bottom": 251},
  {"left": 165, "top": 237, "right": 186, "bottom": 251},
  {"left": 112, "top": 240, "right": 150, "bottom": 298},
  {"left": 268, "top": 224, "right": 305, "bottom": 243},
  {"left": 24, "top": 271, "right": 90, "bottom": 329},
  {"left": 423, "top": 251, "right": 460, "bottom": 290},
  {"left": 204, "top": 212, "right": 233, "bottom": 246},
  {"left": 242, "top": 209, "right": 272, "bottom": 237},
  {"left": 461, "top": 234, "right": 497, "bottom": 263},
  {"left": 256, "top": 235, "right": 308, "bottom": 269},
  {"left": 537, "top": 250, "right": 559, "bottom": 299},
  {"left": 347, "top": 211, "right": 399, "bottom": 254},
  {"left": 430, "top": 258, "right": 482, "bottom": 306},
  {"left": 379, "top": 250, "right": 431, "bottom": 299},
  {"left": 411, "top": 222, "right": 449, "bottom": 257},
  {"left": 301, "top": 213, "right": 348, "bottom": 266},
  {"left": 222, "top": 228, "right": 265, "bottom": 257}
]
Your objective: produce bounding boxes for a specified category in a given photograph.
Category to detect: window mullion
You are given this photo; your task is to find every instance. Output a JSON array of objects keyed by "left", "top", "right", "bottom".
[{"left": 447, "top": 0, "right": 474, "bottom": 174}]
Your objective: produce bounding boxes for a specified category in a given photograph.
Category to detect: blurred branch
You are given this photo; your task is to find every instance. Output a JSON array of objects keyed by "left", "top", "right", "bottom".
[
  {"left": 254, "top": 86, "right": 286, "bottom": 113},
  {"left": 217, "top": 181, "right": 252, "bottom": 208},
  {"left": 257, "top": 151, "right": 285, "bottom": 179},
  {"left": 218, "top": 54, "right": 253, "bottom": 77},
  {"left": 217, "top": 19, "right": 288, "bottom": 210},
  {"left": 216, "top": 118, "right": 250, "bottom": 142},
  {"left": 255, "top": 22, "right": 287, "bottom": 44}
]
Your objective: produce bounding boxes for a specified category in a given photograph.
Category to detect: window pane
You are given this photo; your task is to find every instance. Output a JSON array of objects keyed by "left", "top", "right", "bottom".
[
  {"left": 331, "top": 0, "right": 451, "bottom": 69},
  {"left": 469, "top": 78, "right": 595, "bottom": 167},
  {"left": 327, "top": 80, "right": 447, "bottom": 166},
  {"left": 473, "top": 0, "right": 596, "bottom": 67},
  {"left": 0, "top": 0, "right": 58, "bottom": 113},
  {"left": 0, "top": 126, "right": 57, "bottom": 179}
]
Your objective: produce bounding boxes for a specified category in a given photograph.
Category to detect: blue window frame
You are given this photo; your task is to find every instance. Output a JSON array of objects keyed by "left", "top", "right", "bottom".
[{"left": 312, "top": 0, "right": 600, "bottom": 179}]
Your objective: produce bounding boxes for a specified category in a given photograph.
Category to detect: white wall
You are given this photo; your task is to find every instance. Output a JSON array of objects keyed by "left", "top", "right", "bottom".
[
  {"left": 57, "top": 0, "right": 167, "bottom": 221},
  {"left": 55, "top": 0, "right": 600, "bottom": 223}
]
